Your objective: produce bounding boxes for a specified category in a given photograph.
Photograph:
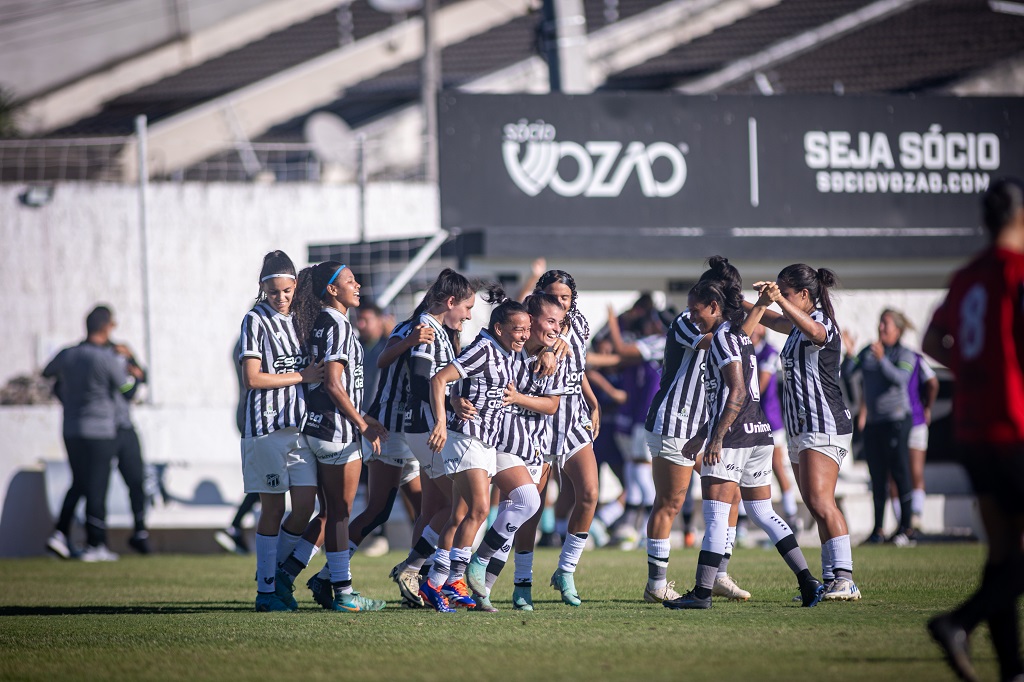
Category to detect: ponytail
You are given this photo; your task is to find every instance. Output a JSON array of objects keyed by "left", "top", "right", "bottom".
[
  {"left": 778, "top": 264, "right": 839, "bottom": 325},
  {"left": 485, "top": 284, "right": 528, "bottom": 334}
]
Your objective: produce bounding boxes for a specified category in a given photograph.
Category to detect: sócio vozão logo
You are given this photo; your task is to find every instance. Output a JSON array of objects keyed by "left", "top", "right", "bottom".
[{"left": 502, "top": 119, "right": 688, "bottom": 198}]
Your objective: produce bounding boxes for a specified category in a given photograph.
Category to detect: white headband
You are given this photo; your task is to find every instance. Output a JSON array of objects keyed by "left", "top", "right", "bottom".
[{"left": 260, "top": 273, "right": 296, "bottom": 283}]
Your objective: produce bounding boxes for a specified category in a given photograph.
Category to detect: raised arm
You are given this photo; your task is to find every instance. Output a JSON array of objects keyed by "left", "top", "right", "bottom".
[{"left": 377, "top": 324, "right": 435, "bottom": 369}]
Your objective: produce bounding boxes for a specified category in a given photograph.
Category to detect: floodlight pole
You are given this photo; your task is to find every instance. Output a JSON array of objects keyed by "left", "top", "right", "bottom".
[
  {"left": 421, "top": 0, "right": 440, "bottom": 183},
  {"left": 135, "top": 114, "right": 155, "bottom": 404}
]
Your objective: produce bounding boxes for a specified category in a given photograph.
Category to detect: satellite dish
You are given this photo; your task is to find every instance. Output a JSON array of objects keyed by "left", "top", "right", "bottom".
[
  {"left": 304, "top": 112, "right": 357, "bottom": 170},
  {"left": 368, "top": 0, "right": 423, "bottom": 13}
]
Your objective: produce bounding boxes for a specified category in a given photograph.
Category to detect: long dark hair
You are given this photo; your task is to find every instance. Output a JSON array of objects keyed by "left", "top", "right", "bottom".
[
  {"left": 292, "top": 261, "right": 346, "bottom": 346},
  {"left": 409, "top": 268, "right": 475, "bottom": 355},
  {"left": 777, "top": 263, "right": 839, "bottom": 325},
  {"left": 690, "top": 277, "right": 744, "bottom": 329},
  {"left": 535, "top": 269, "right": 589, "bottom": 339},
  {"left": 983, "top": 177, "right": 1024, "bottom": 238},
  {"left": 698, "top": 255, "right": 742, "bottom": 291},
  {"left": 254, "top": 250, "right": 297, "bottom": 306},
  {"left": 484, "top": 284, "right": 528, "bottom": 336},
  {"left": 524, "top": 292, "right": 563, "bottom": 318}
]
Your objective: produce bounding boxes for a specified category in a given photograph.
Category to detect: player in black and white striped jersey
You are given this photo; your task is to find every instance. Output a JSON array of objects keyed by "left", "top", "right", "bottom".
[
  {"left": 238, "top": 250, "right": 324, "bottom": 613},
  {"left": 462, "top": 292, "right": 568, "bottom": 611},
  {"left": 664, "top": 264, "right": 824, "bottom": 610},
  {"left": 418, "top": 290, "right": 531, "bottom": 612},
  {"left": 745, "top": 265, "right": 858, "bottom": 601},
  {"left": 287, "top": 261, "right": 388, "bottom": 613},
  {"left": 387, "top": 270, "right": 477, "bottom": 607},
  {"left": 523, "top": 270, "right": 602, "bottom": 609}
]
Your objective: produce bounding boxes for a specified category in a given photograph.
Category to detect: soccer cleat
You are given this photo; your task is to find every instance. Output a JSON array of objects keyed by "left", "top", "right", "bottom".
[
  {"left": 550, "top": 568, "right": 582, "bottom": 607},
  {"left": 419, "top": 579, "right": 456, "bottom": 613},
  {"left": 683, "top": 531, "right": 696, "bottom": 549},
  {"left": 512, "top": 583, "right": 534, "bottom": 611},
  {"left": 79, "top": 544, "right": 119, "bottom": 562},
  {"left": 713, "top": 573, "right": 751, "bottom": 601},
  {"left": 890, "top": 530, "right": 918, "bottom": 548},
  {"left": 441, "top": 579, "right": 477, "bottom": 608},
  {"left": 275, "top": 568, "right": 298, "bottom": 611},
  {"left": 799, "top": 577, "right": 825, "bottom": 608},
  {"left": 470, "top": 593, "right": 498, "bottom": 613},
  {"left": 128, "top": 531, "right": 151, "bottom": 555},
  {"left": 663, "top": 589, "right": 712, "bottom": 610},
  {"left": 255, "top": 592, "right": 291, "bottom": 612},
  {"left": 348, "top": 592, "right": 386, "bottom": 611},
  {"left": 822, "top": 577, "right": 862, "bottom": 601},
  {"left": 331, "top": 591, "right": 362, "bottom": 613},
  {"left": 928, "top": 614, "right": 978, "bottom": 682},
  {"left": 862, "top": 531, "right": 886, "bottom": 545},
  {"left": 306, "top": 574, "right": 334, "bottom": 610},
  {"left": 215, "top": 527, "right": 249, "bottom": 555},
  {"left": 465, "top": 554, "right": 489, "bottom": 596},
  {"left": 46, "top": 530, "right": 71, "bottom": 559},
  {"left": 361, "top": 534, "right": 389, "bottom": 558},
  {"left": 644, "top": 580, "right": 682, "bottom": 604},
  {"left": 389, "top": 561, "right": 425, "bottom": 607}
]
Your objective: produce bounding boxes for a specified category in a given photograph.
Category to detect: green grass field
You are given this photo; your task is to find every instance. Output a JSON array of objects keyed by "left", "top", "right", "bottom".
[{"left": 0, "top": 543, "right": 1012, "bottom": 681}]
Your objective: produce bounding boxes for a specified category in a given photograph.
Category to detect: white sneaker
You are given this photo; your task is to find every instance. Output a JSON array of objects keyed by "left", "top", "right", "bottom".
[
  {"left": 80, "top": 544, "right": 119, "bottom": 562},
  {"left": 643, "top": 581, "right": 682, "bottom": 603},
  {"left": 822, "top": 577, "right": 862, "bottom": 601},
  {"left": 361, "top": 535, "right": 389, "bottom": 558},
  {"left": 713, "top": 573, "right": 751, "bottom": 601},
  {"left": 46, "top": 531, "right": 71, "bottom": 559}
]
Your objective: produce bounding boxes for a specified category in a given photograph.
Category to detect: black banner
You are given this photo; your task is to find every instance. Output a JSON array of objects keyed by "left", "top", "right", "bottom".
[{"left": 438, "top": 93, "right": 1024, "bottom": 259}]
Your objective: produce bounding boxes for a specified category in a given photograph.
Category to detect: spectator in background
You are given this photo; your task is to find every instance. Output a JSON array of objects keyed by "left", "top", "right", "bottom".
[
  {"left": 43, "top": 305, "right": 128, "bottom": 562},
  {"left": 897, "top": 349, "right": 939, "bottom": 531},
  {"left": 110, "top": 341, "right": 151, "bottom": 554},
  {"left": 845, "top": 309, "right": 918, "bottom": 546}
]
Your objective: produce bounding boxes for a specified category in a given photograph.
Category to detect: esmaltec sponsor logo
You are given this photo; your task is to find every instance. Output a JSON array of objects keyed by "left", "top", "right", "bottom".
[
  {"left": 804, "top": 125, "right": 998, "bottom": 195},
  {"left": 502, "top": 119, "right": 688, "bottom": 198}
]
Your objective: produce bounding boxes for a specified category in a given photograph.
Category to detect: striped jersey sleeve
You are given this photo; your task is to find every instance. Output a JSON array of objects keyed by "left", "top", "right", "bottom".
[
  {"left": 238, "top": 302, "right": 308, "bottom": 437},
  {"left": 405, "top": 313, "right": 456, "bottom": 433},
  {"left": 302, "top": 308, "right": 364, "bottom": 443},
  {"left": 365, "top": 319, "right": 414, "bottom": 431},
  {"left": 551, "top": 313, "right": 594, "bottom": 458},
  {"left": 705, "top": 322, "right": 773, "bottom": 449},
  {"left": 644, "top": 310, "right": 707, "bottom": 439},
  {"left": 779, "top": 309, "right": 852, "bottom": 438},
  {"left": 448, "top": 332, "right": 513, "bottom": 446},
  {"left": 497, "top": 351, "right": 566, "bottom": 465}
]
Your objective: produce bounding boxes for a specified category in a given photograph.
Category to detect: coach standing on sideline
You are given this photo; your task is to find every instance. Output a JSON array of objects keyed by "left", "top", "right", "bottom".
[
  {"left": 924, "top": 178, "right": 1024, "bottom": 682},
  {"left": 43, "top": 305, "right": 128, "bottom": 562}
]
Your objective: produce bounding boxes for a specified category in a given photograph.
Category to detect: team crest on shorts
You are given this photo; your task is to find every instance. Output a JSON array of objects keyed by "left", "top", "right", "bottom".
[{"left": 266, "top": 473, "right": 280, "bottom": 488}]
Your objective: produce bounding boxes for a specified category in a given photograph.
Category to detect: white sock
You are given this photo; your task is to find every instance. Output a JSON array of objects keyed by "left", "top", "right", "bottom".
[
  {"left": 701, "top": 500, "right": 731, "bottom": 555},
  {"left": 597, "top": 500, "right": 624, "bottom": 527},
  {"left": 646, "top": 537, "right": 671, "bottom": 591},
  {"left": 427, "top": 548, "right": 451, "bottom": 586},
  {"left": 447, "top": 546, "right": 471, "bottom": 585},
  {"left": 256, "top": 533, "right": 278, "bottom": 593},
  {"left": 292, "top": 538, "right": 319, "bottom": 568},
  {"left": 719, "top": 526, "right": 737, "bottom": 578},
  {"left": 275, "top": 529, "right": 301, "bottom": 568},
  {"left": 423, "top": 524, "right": 440, "bottom": 548},
  {"left": 744, "top": 498, "right": 793, "bottom": 545},
  {"left": 891, "top": 497, "right": 902, "bottom": 523},
  {"left": 825, "top": 535, "right": 853, "bottom": 575},
  {"left": 821, "top": 540, "right": 835, "bottom": 581},
  {"left": 781, "top": 489, "right": 797, "bottom": 517},
  {"left": 911, "top": 488, "right": 926, "bottom": 517},
  {"left": 514, "top": 551, "right": 534, "bottom": 584},
  {"left": 348, "top": 539, "right": 358, "bottom": 554},
  {"left": 558, "top": 533, "right": 588, "bottom": 572},
  {"left": 326, "top": 550, "right": 352, "bottom": 591}
]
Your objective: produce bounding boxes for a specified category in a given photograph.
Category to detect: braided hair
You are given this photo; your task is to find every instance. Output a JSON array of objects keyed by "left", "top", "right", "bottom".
[
  {"left": 292, "top": 261, "right": 347, "bottom": 347},
  {"left": 535, "top": 269, "right": 590, "bottom": 339}
]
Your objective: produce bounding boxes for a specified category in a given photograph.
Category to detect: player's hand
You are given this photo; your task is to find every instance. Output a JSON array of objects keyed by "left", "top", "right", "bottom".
[
  {"left": 534, "top": 349, "right": 558, "bottom": 377},
  {"left": 703, "top": 440, "right": 723, "bottom": 467},
  {"left": 551, "top": 337, "right": 570, "bottom": 361},
  {"left": 681, "top": 434, "right": 703, "bottom": 460},
  {"left": 362, "top": 415, "right": 389, "bottom": 443},
  {"left": 502, "top": 382, "right": 520, "bottom": 407},
  {"left": 299, "top": 361, "right": 325, "bottom": 384},
  {"left": 590, "top": 405, "right": 601, "bottom": 440},
  {"left": 453, "top": 396, "right": 477, "bottom": 420},
  {"left": 427, "top": 422, "right": 447, "bottom": 453},
  {"left": 409, "top": 324, "right": 435, "bottom": 347},
  {"left": 752, "top": 281, "right": 778, "bottom": 307},
  {"left": 531, "top": 257, "right": 547, "bottom": 279}
]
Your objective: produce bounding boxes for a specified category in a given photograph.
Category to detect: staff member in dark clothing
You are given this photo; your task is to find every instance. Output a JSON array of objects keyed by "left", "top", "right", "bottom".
[
  {"left": 112, "top": 344, "right": 150, "bottom": 554},
  {"left": 845, "top": 310, "right": 918, "bottom": 546},
  {"left": 44, "top": 305, "right": 128, "bottom": 562}
]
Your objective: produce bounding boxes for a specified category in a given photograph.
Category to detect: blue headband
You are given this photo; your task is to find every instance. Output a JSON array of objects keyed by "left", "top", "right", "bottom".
[{"left": 321, "top": 265, "right": 346, "bottom": 297}]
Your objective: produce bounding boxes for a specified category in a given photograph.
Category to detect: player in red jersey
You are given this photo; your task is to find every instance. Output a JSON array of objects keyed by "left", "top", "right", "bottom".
[{"left": 923, "top": 177, "right": 1024, "bottom": 682}]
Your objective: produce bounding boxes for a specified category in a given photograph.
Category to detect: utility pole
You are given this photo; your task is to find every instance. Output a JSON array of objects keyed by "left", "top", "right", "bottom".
[
  {"left": 421, "top": 0, "right": 440, "bottom": 182},
  {"left": 542, "top": 0, "right": 591, "bottom": 93}
]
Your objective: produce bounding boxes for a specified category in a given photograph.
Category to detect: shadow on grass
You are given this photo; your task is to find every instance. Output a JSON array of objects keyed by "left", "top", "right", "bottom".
[{"left": 0, "top": 602, "right": 253, "bottom": 616}]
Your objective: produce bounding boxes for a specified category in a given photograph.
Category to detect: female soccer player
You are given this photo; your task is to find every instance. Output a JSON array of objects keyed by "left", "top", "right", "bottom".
[
  {"left": 293, "top": 261, "right": 388, "bottom": 612},
  {"left": 525, "top": 270, "right": 602, "bottom": 608},
  {"left": 388, "top": 269, "right": 477, "bottom": 608},
  {"left": 744, "top": 265, "right": 859, "bottom": 601},
  {"left": 238, "top": 250, "right": 323, "bottom": 612},
  {"left": 463, "top": 292, "right": 567, "bottom": 611},
  {"left": 419, "top": 290, "right": 530, "bottom": 612},
  {"left": 665, "top": 268, "right": 824, "bottom": 610}
]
